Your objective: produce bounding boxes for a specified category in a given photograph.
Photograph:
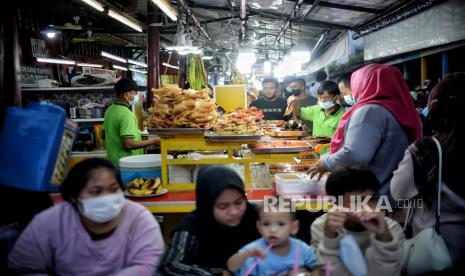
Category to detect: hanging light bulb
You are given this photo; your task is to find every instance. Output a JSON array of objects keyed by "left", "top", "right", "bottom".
[{"left": 263, "top": 54, "right": 272, "bottom": 74}]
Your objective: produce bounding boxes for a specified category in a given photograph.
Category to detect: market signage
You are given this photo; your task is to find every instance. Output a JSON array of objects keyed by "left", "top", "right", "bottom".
[
  {"left": 70, "top": 67, "right": 119, "bottom": 87},
  {"left": 20, "top": 65, "right": 53, "bottom": 86},
  {"left": 31, "top": 38, "right": 49, "bottom": 58}
]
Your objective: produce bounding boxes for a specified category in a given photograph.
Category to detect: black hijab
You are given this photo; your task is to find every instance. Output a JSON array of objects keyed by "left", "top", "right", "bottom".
[
  {"left": 410, "top": 73, "right": 465, "bottom": 202},
  {"left": 175, "top": 166, "right": 259, "bottom": 269}
]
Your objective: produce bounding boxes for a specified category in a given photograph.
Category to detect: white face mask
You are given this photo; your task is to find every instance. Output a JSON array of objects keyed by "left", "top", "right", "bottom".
[
  {"left": 79, "top": 192, "right": 125, "bottom": 223},
  {"left": 129, "top": 94, "right": 139, "bottom": 105},
  {"left": 343, "top": 95, "right": 355, "bottom": 106},
  {"left": 319, "top": 100, "right": 335, "bottom": 110}
]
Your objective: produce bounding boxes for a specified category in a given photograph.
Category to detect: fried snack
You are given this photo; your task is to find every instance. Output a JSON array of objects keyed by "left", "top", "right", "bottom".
[
  {"left": 147, "top": 85, "right": 217, "bottom": 128},
  {"left": 126, "top": 177, "right": 163, "bottom": 196}
]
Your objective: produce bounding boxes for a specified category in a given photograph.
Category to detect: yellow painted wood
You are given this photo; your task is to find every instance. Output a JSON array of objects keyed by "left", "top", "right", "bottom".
[
  {"left": 146, "top": 205, "right": 195, "bottom": 213},
  {"left": 167, "top": 183, "right": 196, "bottom": 191},
  {"left": 158, "top": 134, "right": 307, "bottom": 189},
  {"left": 213, "top": 85, "right": 247, "bottom": 112}
]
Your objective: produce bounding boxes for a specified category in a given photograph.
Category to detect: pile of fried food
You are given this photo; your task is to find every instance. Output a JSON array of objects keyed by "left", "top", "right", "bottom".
[
  {"left": 126, "top": 177, "right": 163, "bottom": 196},
  {"left": 147, "top": 85, "right": 217, "bottom": 128},
  {"left": 211, "top": 107, "right": 264, "bottom": 135}
]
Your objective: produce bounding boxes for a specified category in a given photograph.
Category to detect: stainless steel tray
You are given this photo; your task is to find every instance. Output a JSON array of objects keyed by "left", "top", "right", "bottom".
[
  {"left": 250, "top": 146, "right": 310, "bottom": 153},
  {"left": 204, "top": 133, "right": 263, "bottom": 143}
]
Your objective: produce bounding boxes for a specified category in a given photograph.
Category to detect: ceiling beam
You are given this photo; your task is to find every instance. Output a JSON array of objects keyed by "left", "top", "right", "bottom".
[
  {"left": 298, "top": 0, "right": 382, "bottom": 14},
  {"left": 189, "top": 3, "right": 349, "bottom": 30},
  {"left": 161, "top": 16, "right": 237, "bottom": 30}
]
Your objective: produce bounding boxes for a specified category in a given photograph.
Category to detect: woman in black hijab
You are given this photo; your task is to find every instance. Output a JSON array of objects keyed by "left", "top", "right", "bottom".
[{"left": 158, "top": 166, "right": 259, "bottom": 275}]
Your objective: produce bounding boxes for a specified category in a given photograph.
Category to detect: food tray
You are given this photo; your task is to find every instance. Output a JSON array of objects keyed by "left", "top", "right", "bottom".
[
  {"left": 249, "top": 141, "right": 311, "bottom": 153},
  {"left": 204, "top": 132, "right": 263, "bottom": 143},
  {"left": 268, "top": 131, "right": 309, "bottom": 138},
  {"left": 149, "top": 128, "right": 207, "bottom": 135}
]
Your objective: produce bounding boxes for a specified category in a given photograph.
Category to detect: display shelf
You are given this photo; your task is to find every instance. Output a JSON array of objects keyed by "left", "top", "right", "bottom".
[
  {"left": 158, "top": 133, "right": 308, "bottom": 191},
  {"left": 22, "top": 86, "right": 114, "bottom": 92}
]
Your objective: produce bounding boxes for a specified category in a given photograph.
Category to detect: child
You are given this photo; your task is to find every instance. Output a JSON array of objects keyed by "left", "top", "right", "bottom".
[{"left": 227, "top": 200, "right": 319, "bottom": 275}]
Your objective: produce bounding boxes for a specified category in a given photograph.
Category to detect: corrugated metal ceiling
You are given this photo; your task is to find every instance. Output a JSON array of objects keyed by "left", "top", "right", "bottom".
[{"left": 26, "top": 0, "right": 430, "bottom": 67}]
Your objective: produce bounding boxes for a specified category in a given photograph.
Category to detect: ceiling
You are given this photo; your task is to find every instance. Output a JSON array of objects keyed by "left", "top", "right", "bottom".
[{"left": 21, "top": 0, "right": 441, "bottom": 70}]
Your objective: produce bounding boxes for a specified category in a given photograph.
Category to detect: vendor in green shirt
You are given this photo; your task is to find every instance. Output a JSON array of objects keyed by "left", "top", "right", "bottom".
[
  {"left": 104, "top": 78, "right": 158, "bottom": 166},
  {"left": 300, "top": 80, "right": 345, "bottom": 138}
]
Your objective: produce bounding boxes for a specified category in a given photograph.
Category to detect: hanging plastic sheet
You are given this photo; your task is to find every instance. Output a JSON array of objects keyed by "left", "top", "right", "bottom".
[{"left": 364, "top": 0, "right": 465, "bottom": 60}]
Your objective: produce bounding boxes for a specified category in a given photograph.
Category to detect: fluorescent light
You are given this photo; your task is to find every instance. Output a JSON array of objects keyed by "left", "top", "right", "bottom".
[
  {"left": 46, "top": 32, "right": 56, "bottom": 38},
  {"left": 162, "top": 62, "right": 179, "bottom": 70},
  {"left": 129, "top": 68, "right": 147, "bottom": 74},
  {"left": 37, "top": 57, "right": 76, "bottom": 65},
  {"left": 151, "top": 0, "right": 178, "bottom": 21},
  {"left": 128, "top": 59, "right": 148, "bottom": 68},
  {"left": 76, "top": 63, "right": 103, "bottom": 68},
  {"left": 101, "top": 51, "right": 127, "bottom": 63},
  {"left": 80, "top": 0, "right": 104, "bottom": 12},
  {"left": 108, "top": 9, "right": 143, "bottom": 32},
  {"left": 113, "top": 65, "right": 128, "bottom": 71},
  {"left": 202, "top": 56, "right": 213, "bottom": 60}
]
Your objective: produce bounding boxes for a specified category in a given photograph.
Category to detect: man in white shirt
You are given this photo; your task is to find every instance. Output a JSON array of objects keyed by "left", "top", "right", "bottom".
[{"left": 308, "top": 70, "right": 328, "bottom": 99}]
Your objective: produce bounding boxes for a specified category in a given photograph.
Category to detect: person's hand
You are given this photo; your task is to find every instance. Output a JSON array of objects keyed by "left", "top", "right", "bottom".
[
  {"left": 247, "top": 247, "right": 268, "bottom": 259},
  {"left": 287, "top": 95, "right": 296, "bottom": 106},
  {"left": 324, "top": 211, "right": 347, "bottom": 238},
  {"left": 307, "top": 160, "right": 327, "bottom": 180},
  {"left": 334, "top": 94, "right": 344, "bottom": 106},
  {"left": 352, "top": 211, "right": 393, "bottom": 242}
]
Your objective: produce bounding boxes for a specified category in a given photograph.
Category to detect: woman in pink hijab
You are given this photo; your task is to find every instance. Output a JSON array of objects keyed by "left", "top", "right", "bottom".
[{"left": 309, "top": 64, "right": 421, "bottom": 196}]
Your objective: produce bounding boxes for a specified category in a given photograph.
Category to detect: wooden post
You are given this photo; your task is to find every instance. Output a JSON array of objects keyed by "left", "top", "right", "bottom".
[
  {"left": 147, "top": 5, "right": 160, "bottom": 108},
  {"left": 0, "top": 7, "right": 21, "bottom": 129}
]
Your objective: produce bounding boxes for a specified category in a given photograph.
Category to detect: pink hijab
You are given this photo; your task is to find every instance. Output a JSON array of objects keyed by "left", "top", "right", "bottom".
[{"left": 330, "top": 63, "right": 422, "bottom": 153}]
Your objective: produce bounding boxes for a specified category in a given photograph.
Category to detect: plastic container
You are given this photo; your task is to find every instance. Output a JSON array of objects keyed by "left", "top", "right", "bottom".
[
  {"left": 0, "top": 103, "right": 76, "bottom": 192},
  {"left": 119, "top": 154, "right": 162, "bottom": 186},
  {"left": 275, "top": 173, "right": 326, "bottom": 196}
]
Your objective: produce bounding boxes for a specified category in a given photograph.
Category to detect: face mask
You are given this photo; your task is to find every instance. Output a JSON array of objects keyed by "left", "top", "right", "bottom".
[
  {"left": 291, "top": 89, "right": 301, "bottom": 96},
  {"left": 129, "top": 94, "right": 139, "bottom": 105},
  {"left": 319, "top": 100, "right": 335, "bottom": 110},
  {"left": 286, "top": 86, "right": 292, "bottom": 93},
  {"left": 79, "top": 192, "right": 125, "bottom": 223},
  {"left": 340, "top": 235, "right": 367, "bottom": 276},
  {"left": 343, "top": 95, "right": 355, "bottom": 106}
]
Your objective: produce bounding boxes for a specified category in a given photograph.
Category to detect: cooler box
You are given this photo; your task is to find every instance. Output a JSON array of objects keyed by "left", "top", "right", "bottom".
[
  {"left": 0, "top": 103, "right": 77, "bottom": 192},
  {"left": 119, "top": 154, "right": 162, "bottom": 186}
]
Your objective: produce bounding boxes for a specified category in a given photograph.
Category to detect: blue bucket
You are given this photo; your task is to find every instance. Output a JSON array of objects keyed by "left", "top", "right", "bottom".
[{"left": 119, "top": 154, "right": 162, "bottom": 187}]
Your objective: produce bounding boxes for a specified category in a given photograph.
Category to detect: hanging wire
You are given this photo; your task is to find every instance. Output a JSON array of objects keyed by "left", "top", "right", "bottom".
[{"left": 264, "top": 24, "right": 268, "bottom": 58}]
